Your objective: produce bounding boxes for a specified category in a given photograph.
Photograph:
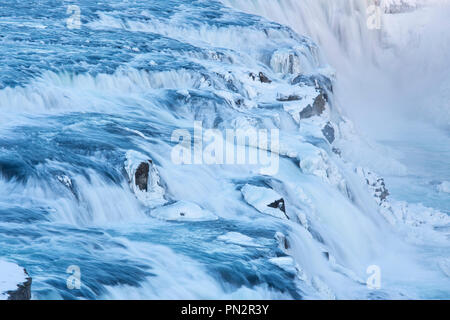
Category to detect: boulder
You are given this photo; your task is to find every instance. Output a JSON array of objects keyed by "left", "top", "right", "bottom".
[
  {"left": 135, "top": 161, "right": 150, "bottom": 191},
  {"left": 322, "top": 122, "right": 335, "bottom": 144},
  {"left": 241, "top": 184, "right": 289, "bottom": 219},
  {"left": 276, "top": 94, "right": 301, "bottom": 102},
  {"left": 56, "top": 174, "right": 78, "bottom": 199},
  {"left": 299, "top": 93, "right": 326, "bottom": 119},
  {"left": 258, "top": 72, "right": 272, "bottom": 84},
  {"left": 332, "top": 147, "right": 342, "bottom": 156},
  {"left": 125, "top": 150, "right": 167, "bottom": 208},
  {"left": 267, "top": 198, "right": 286, "bottom": 214},
  {"left": 356, "top": 167, "right": 390, "bottom": 205},
  {"left": 249, "top": 72, "right": 272, "bottom": 84}
]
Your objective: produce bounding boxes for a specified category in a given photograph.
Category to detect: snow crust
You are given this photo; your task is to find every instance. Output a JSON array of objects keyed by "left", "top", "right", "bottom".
[
  {"left": 0, "top": 260, "right": 27, "bottom": 300},
  {"left": 150, "top": 201, "right": 218, "bottom": 222}
]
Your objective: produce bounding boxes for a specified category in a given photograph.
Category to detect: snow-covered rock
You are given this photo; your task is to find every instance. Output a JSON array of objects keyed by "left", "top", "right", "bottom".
[
  {"left": 299, "top": 92, "right": 327, "bottom": 120},
  {"left": 389, "top": 201, "right": 450, "bottom": 228},
  {"left": 241, "top": 184, "right": 288, "bottom": 219},
  {"left": 0, "top": 260, "right": 32, "bottom": 300},
  {"left": 356, "top": 167, "right": 390, "bottom": 205},
  {"left": 125, "top": 150, "right": 167, "bottom": 208},
  {"left": 249, "top": 71, "right": 272, "bottom": 84},
  {"left": 321, "top": 122, "right": 335, "bottom": 144},
  {"left": 149, "top": 201, "right": 218, "bottom": 222},
  {"left": 282, "top": 86, "right": 321, "bottom": 124},
  {"left": 299, "top": 146, "right": 347, "bottom": 192}
]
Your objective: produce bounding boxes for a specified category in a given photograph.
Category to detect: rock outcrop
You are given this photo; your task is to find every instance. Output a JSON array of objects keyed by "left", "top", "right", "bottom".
[
  {"left": 356, "top": 167, "right": 389, "bottom": 205},
  {"left": 7, "top": 273, "right": 32, "bottom": 300},
  {"left": 124, "top": 150, "right": 167, "bottom": 208},
  {"left": 241, "top": 184, "right": 289, "bottom": 219},
  {"left": 0, "top": 260, "right": 32, "bottom": 300},
  {"left": 249, "top": 72, "right": 272, "bottom": 83},
  {"left": 135, "top": 161, "right": 150, "bottom": 191},
  {"left": 299, "top": 93, "right": 326, "bottom": 119}
]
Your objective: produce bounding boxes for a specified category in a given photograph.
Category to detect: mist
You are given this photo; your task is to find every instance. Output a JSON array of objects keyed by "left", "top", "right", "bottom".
[{"left": 224, "top": 0, "right": 450, "bottom": 138}]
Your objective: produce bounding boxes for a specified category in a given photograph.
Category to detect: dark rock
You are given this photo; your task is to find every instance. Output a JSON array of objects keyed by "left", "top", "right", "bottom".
[
  {"left": 277, "top": 94, "right": 301, "bottom": 102},
  {"left": 332, "top": 147, "right": 341, "bottom": 156},
  {"left": 249, "top": 72, "right": 272, "bottom": 84},
  {"left": 299, "top": 105, "right": 315, "bottom": 119},
  {"left": 235, "top": 98, "right": 244, "bottom": 106},
  {"left": 258, "top": 72, "right": 272, "bottom": 84},
  {"left": 299, "top": 93, "right": 326, "bottom": 119},
  {"left": 267, "top": 198, "right": 289, "bottom": 220},
  {"left": 375, "top": 179, "right": 390, "bottom": 201},
  {"left": 322, "top": 122, "right": 335, "bottom": 144},
  {"left": 281, "top": 237, "right": 290, "bottom": 250},
  {"left": 135, "top": 162, "right": 150, "bottom": 191},
  {"left": 267, "top": 198, "right": 286, "bottom": 214},
  {"left": 357, "top": 168, "right": 390, "bottom": 205},
  {"left": 7, "top": 269, "right": 32, "bottom": 300}
]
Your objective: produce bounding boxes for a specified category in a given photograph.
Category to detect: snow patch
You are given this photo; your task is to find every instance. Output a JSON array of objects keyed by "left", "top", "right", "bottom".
[{"left": 150, "top": 201, "right": 218, "bottom": 222}]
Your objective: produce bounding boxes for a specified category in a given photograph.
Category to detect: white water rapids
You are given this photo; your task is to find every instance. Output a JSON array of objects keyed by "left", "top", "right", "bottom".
[{"left": 0, "top": 0, "right": 449, "bottom": 300}]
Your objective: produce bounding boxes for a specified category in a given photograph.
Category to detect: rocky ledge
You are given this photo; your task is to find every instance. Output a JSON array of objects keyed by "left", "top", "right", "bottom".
[{"left": 0, "top": 260, "right": 32, "bottom": 300}]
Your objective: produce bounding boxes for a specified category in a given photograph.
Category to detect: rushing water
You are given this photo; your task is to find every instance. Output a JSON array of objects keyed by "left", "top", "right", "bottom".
[{"left": 0, "top": 0, "right": 449, "bottom": 299}]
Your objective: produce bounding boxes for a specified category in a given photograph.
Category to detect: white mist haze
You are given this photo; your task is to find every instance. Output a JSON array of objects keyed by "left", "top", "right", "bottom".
[{"left": 223, "top": 0, "right": 450, "bottom": 137}]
